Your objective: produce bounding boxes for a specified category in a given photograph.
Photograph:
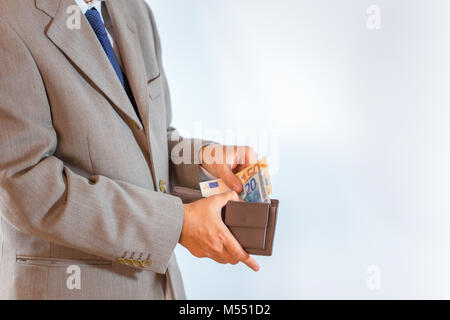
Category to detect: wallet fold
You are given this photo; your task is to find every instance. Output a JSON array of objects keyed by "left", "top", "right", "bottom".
[{"left": 172, "top": 186, "right": 279, "bottom": 256}]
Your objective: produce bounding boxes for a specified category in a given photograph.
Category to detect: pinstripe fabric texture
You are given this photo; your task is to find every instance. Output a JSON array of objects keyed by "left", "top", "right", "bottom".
[{"left": 0, "top": 0, "right": 205, "bottom": 300}]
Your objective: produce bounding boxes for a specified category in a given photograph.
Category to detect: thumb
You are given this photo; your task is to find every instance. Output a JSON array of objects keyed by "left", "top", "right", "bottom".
[
  {"left": 215, "top": 190, "right": 240, "bottom": 208},
  {"left": 218, "top": 165, "right": 243, "bottom": 193}
]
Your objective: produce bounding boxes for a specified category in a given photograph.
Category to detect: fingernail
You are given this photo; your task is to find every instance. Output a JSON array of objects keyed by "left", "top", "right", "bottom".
[
  {"left": 253, "top": 265, "right": 260, "bottom": 272},
  {"left": 233, "top": 184, "right": 241, "bottom": 192}
]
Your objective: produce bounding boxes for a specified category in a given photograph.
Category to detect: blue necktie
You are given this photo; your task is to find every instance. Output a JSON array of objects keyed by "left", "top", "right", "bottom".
[{"left": 85, "top": 8, "right": 141, "bottom": 122}]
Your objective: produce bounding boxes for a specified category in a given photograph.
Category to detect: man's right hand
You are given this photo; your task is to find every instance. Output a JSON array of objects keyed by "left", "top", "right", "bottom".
[{"left": 179, "top": 191, "right": 260, "bottom": 271}]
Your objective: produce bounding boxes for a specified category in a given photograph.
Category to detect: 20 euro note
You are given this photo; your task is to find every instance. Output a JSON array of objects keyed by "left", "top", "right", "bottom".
[
  {"left": 240, "top": 170, "right": 270, "bottom": 203},
  {"left": 235, "top": 156, "right": 272, "bottom": 195}
]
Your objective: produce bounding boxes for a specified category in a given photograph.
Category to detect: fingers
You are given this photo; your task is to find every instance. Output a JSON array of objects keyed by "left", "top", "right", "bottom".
[
  {"left": 213, "top": 238, "right": 259, "bottom": 270},
  {"left": 222, "top": 227, "right": 260, "bottom": 272},
  {"left": 214, "top": 190, "right": 240, "bottom": 207},
  {"left": 240, "top": 252, "right": 260, "bottom": 272},
  {"left": 217, "top": 164, "right": 243, "bottom": 193},
  {"left": 203, "top": 219, "right": 259, "bottom": 271},
  {"left": 210, "top": 255, "right": 228, "bottom": 265},
  {"left": 210, "top": 192, "right": 259, "bottom": 271},
  {"left": 235, "top": 146, "right": 259, "bottom": 173},
  {"left": 223, "top": 247, "right": 240, "bottom": 265}
]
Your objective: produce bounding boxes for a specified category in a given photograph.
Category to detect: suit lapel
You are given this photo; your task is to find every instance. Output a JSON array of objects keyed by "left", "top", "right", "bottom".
[
  {"left": 35, "top": 0, "right": 59, "bottom": 17},
  {"left": 41, "top": 0, "right": 143, "bottom": 130},
  {"left": 105, "top": 1, "right": 152, "bottom": 133},
  {"left": 105, "top": 0, "right": 161, "bottom": 190}
]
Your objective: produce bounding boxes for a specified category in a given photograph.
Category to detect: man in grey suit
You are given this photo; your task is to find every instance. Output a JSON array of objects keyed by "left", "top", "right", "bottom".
[{"left": 0, "top": 0, "right": 259, "bottom": 300}]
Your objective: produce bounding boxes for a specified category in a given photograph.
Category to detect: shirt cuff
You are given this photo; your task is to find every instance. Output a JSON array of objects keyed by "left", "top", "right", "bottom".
[{"left": 200, "top": 166, "right": 217, "bottom": 182}]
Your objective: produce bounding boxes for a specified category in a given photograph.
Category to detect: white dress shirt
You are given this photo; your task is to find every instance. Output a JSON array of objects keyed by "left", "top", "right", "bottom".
[{"left": 74, "top": 0, "right": 114, "bottom": 46}]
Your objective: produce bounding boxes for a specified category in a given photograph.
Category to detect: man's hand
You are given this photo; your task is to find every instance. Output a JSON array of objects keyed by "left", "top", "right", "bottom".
[
  {"left": 179, "top": 191, "right": 260, "bottom": 271},
  {"left": 201, "top": 144, "right": 258, "bottom": 193}
]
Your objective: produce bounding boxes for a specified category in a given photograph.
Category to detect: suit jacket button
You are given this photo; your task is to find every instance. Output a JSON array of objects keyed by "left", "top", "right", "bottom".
[{"left": 159, "top": 180, "right": 166, "bottom": 193}]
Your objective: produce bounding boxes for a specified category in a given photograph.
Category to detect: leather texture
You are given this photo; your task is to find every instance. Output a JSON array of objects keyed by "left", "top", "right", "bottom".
[{"left": 0, "top": 0, "right": 210, "bottom": 300}]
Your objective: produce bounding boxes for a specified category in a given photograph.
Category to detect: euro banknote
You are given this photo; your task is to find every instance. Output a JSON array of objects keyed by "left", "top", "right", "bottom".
[
  {"left": 240, "top": 170, "right": 270, "bottom": 203},
  {"left": 199, "top": 157, "right": 272, "bottom": 203},
  {"left": 235, "top": 156, "right": 272, "bottom": 195},
  {"left": 199, "top": 179, "right": 232, "bottom": 198}
]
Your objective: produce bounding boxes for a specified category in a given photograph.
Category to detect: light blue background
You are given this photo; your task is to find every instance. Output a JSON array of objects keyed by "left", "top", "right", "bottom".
[{"left": 146, "top": 0, "right": 450, "bottom": 299}]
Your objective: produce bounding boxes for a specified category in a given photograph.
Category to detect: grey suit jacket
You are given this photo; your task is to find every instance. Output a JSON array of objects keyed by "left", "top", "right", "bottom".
[{"left": 0, "top": 0, "right": 204, "bottom": 300}]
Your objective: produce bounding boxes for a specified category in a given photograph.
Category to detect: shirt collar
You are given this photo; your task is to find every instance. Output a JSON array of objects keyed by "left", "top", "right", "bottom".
[{"left": 74, "top": 0, "right": 103, "bottom": 15}]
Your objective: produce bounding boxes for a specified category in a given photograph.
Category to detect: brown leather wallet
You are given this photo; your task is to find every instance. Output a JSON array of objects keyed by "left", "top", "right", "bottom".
[{"left": 172, "top": 186, "right": 279, "bottom": 256}]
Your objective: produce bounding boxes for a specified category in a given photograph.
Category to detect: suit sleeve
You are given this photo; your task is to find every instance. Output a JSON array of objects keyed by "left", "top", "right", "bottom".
[
  {"left": 0, "top": 19, "right": 183, "bottom": 274},
  {"left": 146, "top": 5, "right": 213, "bottom": 190}
]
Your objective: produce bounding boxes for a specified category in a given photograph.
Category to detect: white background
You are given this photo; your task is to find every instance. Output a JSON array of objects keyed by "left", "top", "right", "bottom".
[{"left": 146, "top": 0, "right": 450, "bottom": 299}]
